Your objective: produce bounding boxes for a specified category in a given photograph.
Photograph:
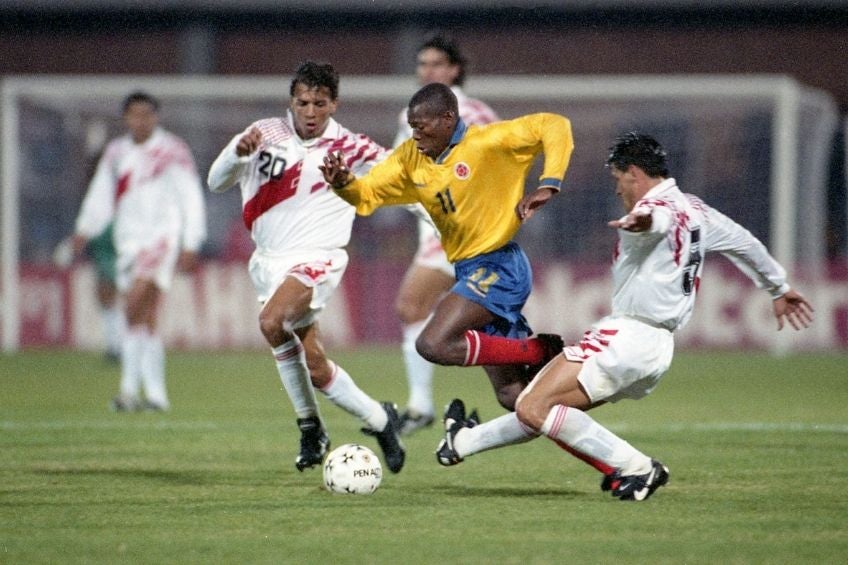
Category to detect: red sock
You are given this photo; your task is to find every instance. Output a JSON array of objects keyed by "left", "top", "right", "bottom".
[
  {"left": 463, "top": 330, "right": 546, "bottom": 366},
  {"left": 552, "top": 438, "right": 616, "bottom": 475}
]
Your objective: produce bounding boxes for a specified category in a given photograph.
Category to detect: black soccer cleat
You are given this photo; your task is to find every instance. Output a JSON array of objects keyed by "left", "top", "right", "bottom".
[
  {"left": 609, "top": 459, "right": 670, "bottom": 501},
  {"left": 527, "top": 333, "right": 565, "bottom": 379},
  {"left": 435, "top": 398, "right": 478, "bottom": 466},
  {"left": 295, "top": 416, "right": 330, "bottom": 471},
  {"left": 361, "top": 402, "right": 406, "bottom": 473},
  {"left": 600, "top": 473, "right": 621, "bottom": 493}
]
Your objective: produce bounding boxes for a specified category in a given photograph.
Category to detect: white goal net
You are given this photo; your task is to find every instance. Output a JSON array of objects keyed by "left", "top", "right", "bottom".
[{"left": 1, "top": 74, "right": 841, "bottom": 351}]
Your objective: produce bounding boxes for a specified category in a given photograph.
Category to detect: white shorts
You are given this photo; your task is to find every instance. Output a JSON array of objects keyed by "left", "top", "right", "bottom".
[
  {"left": 115, "top": 235, "right": 180, "bottom": 292},
  {"left": 566, "top": 316, "right": 674, "bottom": 404},
  {"left": 413, "top": 217, "right": 454, "bottom": 277},
  {"left": 248, "top": 248, "right": 348, "bottom": 329}
]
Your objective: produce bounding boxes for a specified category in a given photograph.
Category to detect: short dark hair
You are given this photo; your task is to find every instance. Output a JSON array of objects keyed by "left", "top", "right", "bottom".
[
  {"left": 606, "top": 132, "right": 669, "bottom": 177},
  {"left": 419, "top": 35, "right": 467, "bottom": 86},
  {"left": 408, "top": 83, "right": 458, "bottom": 116},
  {"left": 290, "top": 61, "right": 339, "bottom": 100},
  {"left": 122, "top": 91, "right": 159, "bottom": 114}
]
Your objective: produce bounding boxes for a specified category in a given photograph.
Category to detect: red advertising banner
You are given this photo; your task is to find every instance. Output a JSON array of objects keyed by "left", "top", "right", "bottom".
[{"left": 16, "top": 259, "right": 848, "bottom": 351}]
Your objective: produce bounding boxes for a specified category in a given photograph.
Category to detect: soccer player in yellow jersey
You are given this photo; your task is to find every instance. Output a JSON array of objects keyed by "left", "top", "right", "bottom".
[{"left": 321, "top": 82, "right": 574, "bottom": 412}]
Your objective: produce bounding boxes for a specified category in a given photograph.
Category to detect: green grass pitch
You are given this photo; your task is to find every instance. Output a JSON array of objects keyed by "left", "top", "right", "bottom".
[{"left": 2, "top": 348, "right": 847, "bottom": 563}]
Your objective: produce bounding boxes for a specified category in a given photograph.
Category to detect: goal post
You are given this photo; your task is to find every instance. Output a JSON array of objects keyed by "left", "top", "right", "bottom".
[{"left": 1, "top": 74, "right": 839, "bottom": 352}]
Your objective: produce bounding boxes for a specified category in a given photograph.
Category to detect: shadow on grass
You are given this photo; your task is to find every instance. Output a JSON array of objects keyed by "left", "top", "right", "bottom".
[
  {"left": 435, "top": 484, "right": 584, "bottom": 498},
  {"left": 32, "top": 466, "right": 285, "bottom": 487}
]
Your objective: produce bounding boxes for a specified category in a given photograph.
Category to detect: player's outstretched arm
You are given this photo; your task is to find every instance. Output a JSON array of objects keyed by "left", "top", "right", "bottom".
[
  {"left": 773, "top": 289, "right": 814, "bottom": 331},
  {"left": 608, "top": 210, "right": 653, "bottom": 232}
]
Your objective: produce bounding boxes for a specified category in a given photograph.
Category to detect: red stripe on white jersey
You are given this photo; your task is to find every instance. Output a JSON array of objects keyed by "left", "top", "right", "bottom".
[{"left": 563, "top": 328, "right": 619, "bottom": 362}]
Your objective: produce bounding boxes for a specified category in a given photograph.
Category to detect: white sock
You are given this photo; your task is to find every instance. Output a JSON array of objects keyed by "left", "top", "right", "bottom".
[
  {"left": 454, "top": 412, "right": 538, "bottom": 459},
  {"left": 140, "top": 331, "right": 169, "bottom": 408},
  {"left": 119, "top": 326, "right": 145, "bottom": 400},
  {"left": 273, "top": 336, "right": 320, "bottom": 420},
  {"left": 541, "top": 405, "right": 651, "bottom": 475},
  {"left": 102, "top": 304, "right": 125, "bottom": 357},
  {"left": 402, "top": 319, "right": 434, "bottom": 416},
  {"left": 320, "top": 362, "right": 387, "bottom": 431}
]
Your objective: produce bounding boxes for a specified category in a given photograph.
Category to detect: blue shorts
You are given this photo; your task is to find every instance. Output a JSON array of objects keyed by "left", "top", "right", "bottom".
[{"left": 452, "top": 242, "right": 532, "bottom": 339}]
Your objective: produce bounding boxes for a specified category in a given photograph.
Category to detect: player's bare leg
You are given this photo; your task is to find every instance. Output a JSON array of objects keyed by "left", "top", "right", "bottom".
[
  {"left": 261, "top": 276, "right": 328, "bottom": 470},
  {"left": 415, "top": 293, "right": 496, "bottom": 365},
  {"left": 483, "top": 364, "right": 531, "bottom": 411},
  {"left": 264, "top": 276, "right": 405, "bottom": 472},
  {"left": 516, "top": 357, "right": 668, "bottom": 500}
]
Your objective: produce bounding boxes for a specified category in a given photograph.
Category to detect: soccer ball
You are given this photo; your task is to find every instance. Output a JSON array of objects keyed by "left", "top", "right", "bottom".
[{"left": 322, "top": 443, "right": 382, "bottom": 495}]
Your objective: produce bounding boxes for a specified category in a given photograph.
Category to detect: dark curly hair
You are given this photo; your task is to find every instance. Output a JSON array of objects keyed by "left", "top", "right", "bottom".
[
  {"left": 290, "top": 61, "right": 339, "bottom": 100},
  {"left": 122, "top": 91, "right": 159, "bottom": 114},
  {"left": 606, "top": 131, "right": 669, "bottom": 177},
  {"left": 419, "top": 35, "right": 467, "bottom": 86}
]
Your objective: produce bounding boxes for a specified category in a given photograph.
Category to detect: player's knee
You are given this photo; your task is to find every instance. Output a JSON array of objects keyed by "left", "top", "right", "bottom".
[
  {"left": 415, "top": 333, "right": 444, "bottom": 364},
  {"left": 515, "top": 394, "right": 545, "bottom": 431},
  {"left": 395, "top": 294, "right": 429, "bottom": 325},
  {"left": 258, "top": 311, "right": 285, "bottom": 345}
]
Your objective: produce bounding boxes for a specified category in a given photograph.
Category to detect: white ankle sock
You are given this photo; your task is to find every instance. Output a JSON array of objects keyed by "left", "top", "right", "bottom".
[
  {"left": 320, "top": 362, "right": 387, "bottom": 431},
  {"left": 140, "top": 331, "right": 168, "bottom": 408},
  {"left": 402, "top": 319, "right": 434, "bottom": 416},
  {"left": 119, "top": 326, "right": 145, "bottom": 400},
  {"left": 273, "top": 336, "right": 320, "bottom": 419},
  {"left": 454, "top": 412, "right": 537, "bottom": 459},
  {"left": 102, "top": 304, "right": 125, "bottom": 356}
]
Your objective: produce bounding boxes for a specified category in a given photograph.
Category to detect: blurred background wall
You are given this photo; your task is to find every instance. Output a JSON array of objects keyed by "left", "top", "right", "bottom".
[
  {"left": 2, "top": 1, "right": 847, "bottom": 110},
  {"left": 3, "top": 0, "right": 846, "bottom": 255}
]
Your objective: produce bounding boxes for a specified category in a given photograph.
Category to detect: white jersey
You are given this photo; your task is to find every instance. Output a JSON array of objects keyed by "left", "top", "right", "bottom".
[
  {"left": 207, "top": 113, "right": 386, "bottom": 256},
  {"left": 611, "top": 178, "right": 790, "bottom": 332},
  {"left": 75, "top": 127, "right": 207, "bottom": 256}
]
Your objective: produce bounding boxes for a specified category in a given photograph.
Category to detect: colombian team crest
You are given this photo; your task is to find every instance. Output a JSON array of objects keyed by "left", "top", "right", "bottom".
[{"left": 454, "top": 162, "right": 471, "bottom": 180}]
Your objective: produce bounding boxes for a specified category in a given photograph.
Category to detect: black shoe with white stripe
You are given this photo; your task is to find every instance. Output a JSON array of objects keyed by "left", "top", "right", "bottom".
[
  {"left": 295, "top": 416, "right": 330, "bottom": 471},
  {"left": 435, "top": 398, "right": 479, "bottom": 466},
  {"left": 361, "top": 402, "right": 406, "bottom": 473},
  {"left": 610, "top": 460, "right": 669, "bottom": 501}
]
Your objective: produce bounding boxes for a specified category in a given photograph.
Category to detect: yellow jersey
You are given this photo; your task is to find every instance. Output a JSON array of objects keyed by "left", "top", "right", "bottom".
[{"left": 334, "top": 113, "right": 574, "bottom": 262}]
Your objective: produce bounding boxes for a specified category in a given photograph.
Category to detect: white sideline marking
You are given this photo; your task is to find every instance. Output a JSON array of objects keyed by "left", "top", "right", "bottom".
[
  {"left": 2, "top": 421, "right": 846, "bottom": 433},
  {"left": 606, "top": 422, "right": 848, "bottom": 434},
  {"left": 1, "top": 421, "right": 221, "bottom": 431}
]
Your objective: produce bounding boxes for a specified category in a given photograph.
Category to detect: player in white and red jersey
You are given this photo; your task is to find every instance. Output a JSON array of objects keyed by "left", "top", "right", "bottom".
[
  {"left": 69, "top": 91, "right": 207, "bottom": 412},
  {"left": 392, "top": 35, "right": 501, "bottom": 436},
  {"left": 207, "top": 62, "right": 406, "bottom": 474},
  {"left": 435, "top": 132, "right": 813, "bottom": 501}
]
